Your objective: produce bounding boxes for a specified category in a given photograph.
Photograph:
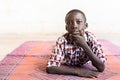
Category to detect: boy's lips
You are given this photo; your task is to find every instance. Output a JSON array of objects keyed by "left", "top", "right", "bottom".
[
  {"left": 72, "top": 32, "right": 79, "bottom": 35},
  {"left": 71, "top": 30, "right": 80, "bottom": 35},
  {"left": 70, "top": 30, "right": 83, "bottom": 36}
]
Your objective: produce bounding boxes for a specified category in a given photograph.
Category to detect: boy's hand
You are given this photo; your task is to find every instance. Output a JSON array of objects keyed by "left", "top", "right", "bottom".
[
  {"left": 75, "top": 68, "right": 99, "bottom": 78},
  {"left": 71, "top": 34, "right": 87, "bottom": 47}
]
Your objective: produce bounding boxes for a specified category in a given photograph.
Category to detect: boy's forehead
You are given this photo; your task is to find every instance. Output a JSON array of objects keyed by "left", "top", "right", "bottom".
[{"left": 66, "top": 12, "right": 85, "bottom": 21}]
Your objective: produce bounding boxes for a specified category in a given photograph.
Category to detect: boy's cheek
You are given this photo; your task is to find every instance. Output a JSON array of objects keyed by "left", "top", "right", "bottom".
[{"left": 79, "top": 29, "right": 85, "bottom": 36}]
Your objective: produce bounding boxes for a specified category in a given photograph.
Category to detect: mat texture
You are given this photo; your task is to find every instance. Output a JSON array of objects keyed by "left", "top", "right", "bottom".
[{"left": 0, "top": 40, "right": 120, "bottom": 80}]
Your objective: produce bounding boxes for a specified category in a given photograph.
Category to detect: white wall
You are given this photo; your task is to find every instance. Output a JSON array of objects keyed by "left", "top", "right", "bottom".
[{"left": 0, "top": 0, "right": 120, "bottom": 33}]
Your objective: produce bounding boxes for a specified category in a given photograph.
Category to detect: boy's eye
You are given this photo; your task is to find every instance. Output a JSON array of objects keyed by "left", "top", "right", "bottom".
[
  {"left": 67, "top": 21, "right": 73, "bottom": 25},
  {"left": 76, "top": 21, "right": 81, "bottom": 24}
]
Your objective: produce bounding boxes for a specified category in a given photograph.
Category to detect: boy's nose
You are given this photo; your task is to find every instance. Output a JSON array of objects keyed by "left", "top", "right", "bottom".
[{"left": 73, "top": 22, "right": 77, "bottom": 28}]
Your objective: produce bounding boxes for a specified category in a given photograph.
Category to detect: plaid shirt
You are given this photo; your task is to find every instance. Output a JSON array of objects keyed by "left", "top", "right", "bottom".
[{"left": 47, "top": 31, "right": 106, "bottom": 67}]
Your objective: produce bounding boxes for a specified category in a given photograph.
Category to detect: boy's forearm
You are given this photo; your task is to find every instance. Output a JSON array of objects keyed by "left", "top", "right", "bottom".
[
  {"left": 81, "top": 43, "right": 105, "bottom": 72},
  {"left": 46, "top": 66, "right": 99, "bottom": 78},
  {"left": 46, "top": 66, "right": 76, "bottom": 75}
]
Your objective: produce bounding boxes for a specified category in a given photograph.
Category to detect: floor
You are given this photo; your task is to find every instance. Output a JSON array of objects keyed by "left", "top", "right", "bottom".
[{"left": 0, "top": 32, "right": 120, "bottom": 61}]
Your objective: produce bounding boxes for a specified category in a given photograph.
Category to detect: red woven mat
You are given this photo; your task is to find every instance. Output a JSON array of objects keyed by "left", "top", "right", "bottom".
[{"left": 0, "top": 40, "right": 120, "bottom": 80}]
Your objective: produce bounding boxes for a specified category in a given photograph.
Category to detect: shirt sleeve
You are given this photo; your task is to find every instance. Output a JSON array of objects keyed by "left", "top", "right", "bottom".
[
  {"left": 47, "top": 37, "right": 65, "bottom": 67},
  {"left": 87, "top": 32, "right": 107, "bottom": 63}
]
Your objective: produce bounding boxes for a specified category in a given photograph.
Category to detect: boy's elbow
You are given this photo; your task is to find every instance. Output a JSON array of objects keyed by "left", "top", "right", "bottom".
[
  {"left": 46, "top": 67, "right": 55, "bottom": 74},
  {"left": 98, "top": 64, "right": 105, "bottom": 72},
  {"left": 46, "top": 67, "right": 51, "bottom": 73},
  {"left": 93, "top": 62, "right": 105, "bottom": 72}
]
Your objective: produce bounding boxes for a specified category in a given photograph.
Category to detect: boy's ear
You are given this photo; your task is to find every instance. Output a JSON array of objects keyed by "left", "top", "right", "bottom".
[{"left": 85, "top": 23, "right": 88, "bottom": 29}]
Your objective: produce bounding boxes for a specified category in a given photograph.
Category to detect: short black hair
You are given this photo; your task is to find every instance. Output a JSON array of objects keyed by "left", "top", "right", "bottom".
[{"left": 65, "top": 9, "right": 87, "bottom": 23}]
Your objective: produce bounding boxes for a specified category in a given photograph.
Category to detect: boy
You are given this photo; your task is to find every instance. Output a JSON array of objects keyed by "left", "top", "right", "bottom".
[{"left": 46, "top": 9, "right": 106, "bottom": 78}]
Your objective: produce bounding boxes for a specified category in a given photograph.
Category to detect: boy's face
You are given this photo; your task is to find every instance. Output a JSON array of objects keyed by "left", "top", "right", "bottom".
[{"left": 66, "top": 12, "right": 87, "bottom": 36}]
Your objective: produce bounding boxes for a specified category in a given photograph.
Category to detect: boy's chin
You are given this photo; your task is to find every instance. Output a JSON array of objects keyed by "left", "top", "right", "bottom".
[{"left": 69, "top": 32, "right": 83, "bottom": 37}]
